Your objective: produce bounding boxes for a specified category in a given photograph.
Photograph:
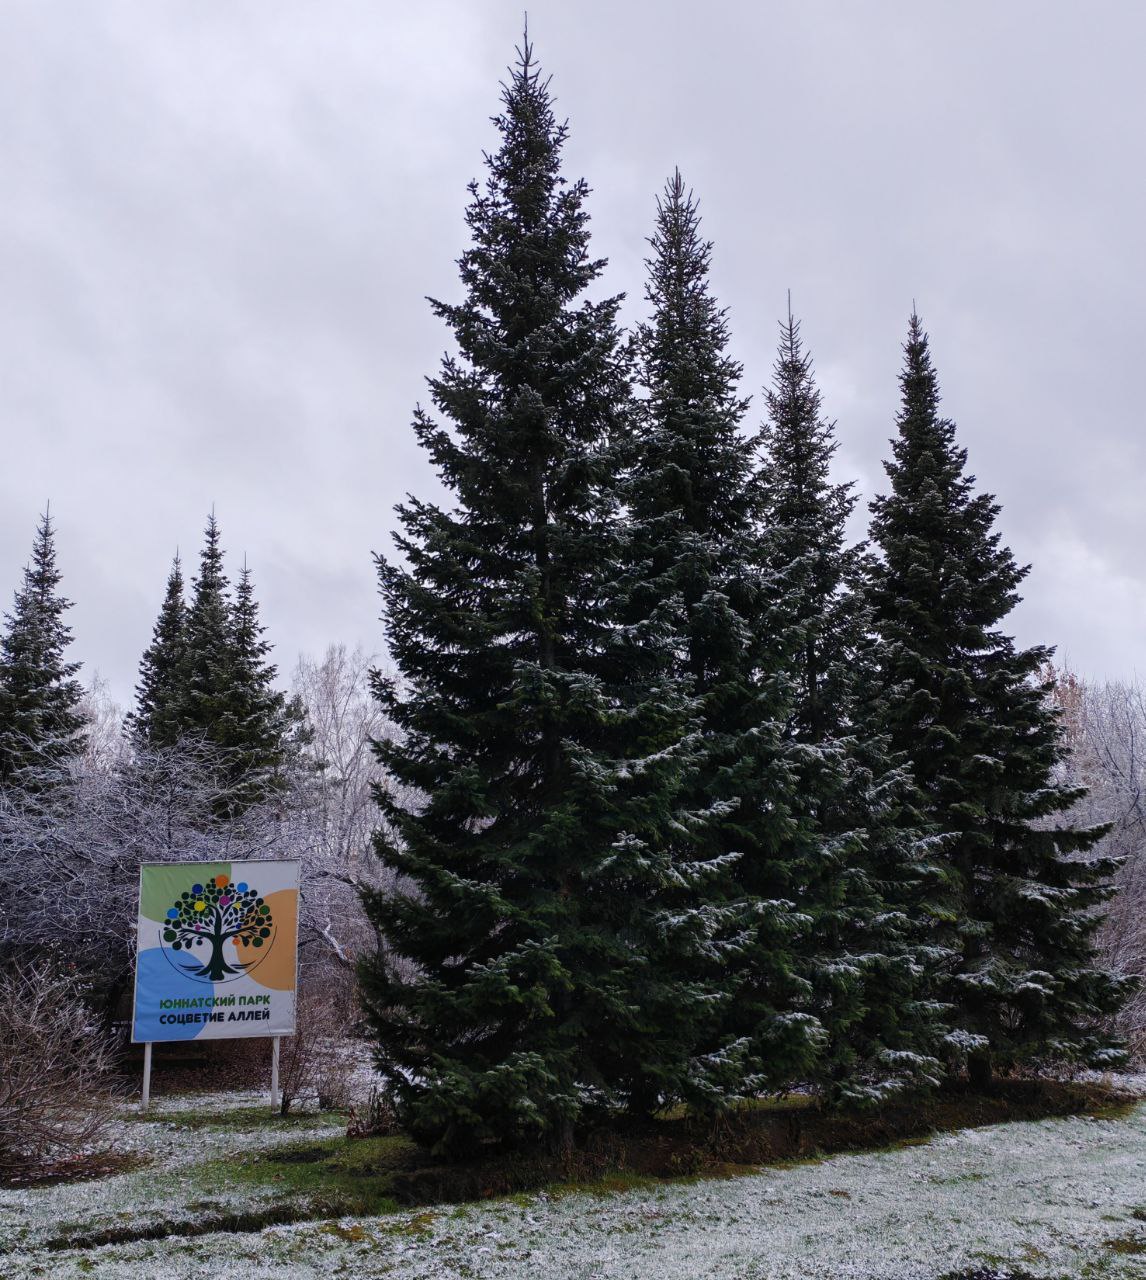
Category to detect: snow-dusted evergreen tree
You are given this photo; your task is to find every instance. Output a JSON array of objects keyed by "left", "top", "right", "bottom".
[
  {"left": 216, "top": 562, "right": 307, "bottom": 811},
  {"left": 128, "top": 553, "right": 187, "bottom": 749},
  {"left": 359, "top": 44, "right": 721, "bottom": 1154},
  {"left": 137, "top": 516, "right": 302, "bottom": 814},
  {"left": 757, "top": 309, "right": 941, "bottom": 1100},
  {"left": 868, "top": 312, "right": 1127, "bottom": 1082},
  {"left": 178, "top": 513, "right": 234, "bottom": 747},
  {"left": 627, "top": 173, "right": 812, "bottom": 1098},
  {"left": 0, "top": 511, "right": 86, "bottom": 786}
]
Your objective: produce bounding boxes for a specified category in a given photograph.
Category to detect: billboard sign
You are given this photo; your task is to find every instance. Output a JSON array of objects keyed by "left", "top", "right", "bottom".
[{"left": 132, "top": 860, "right": 299, "bottom": 1043}]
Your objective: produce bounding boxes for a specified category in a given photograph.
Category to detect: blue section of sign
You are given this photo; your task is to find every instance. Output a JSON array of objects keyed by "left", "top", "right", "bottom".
[{"left": 132, "top": 945, "right": 215, "bottom": 1042}]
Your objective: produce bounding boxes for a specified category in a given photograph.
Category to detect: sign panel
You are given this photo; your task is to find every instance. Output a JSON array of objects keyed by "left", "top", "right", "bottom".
[{"left": 132, "top": 861, "right": 299, "bottom": 1043}]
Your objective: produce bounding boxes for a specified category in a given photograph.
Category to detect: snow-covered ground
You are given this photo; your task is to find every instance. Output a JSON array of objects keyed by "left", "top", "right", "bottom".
[{"left": 3, "top": 1090, "right": 1146, "bottom": 1279}]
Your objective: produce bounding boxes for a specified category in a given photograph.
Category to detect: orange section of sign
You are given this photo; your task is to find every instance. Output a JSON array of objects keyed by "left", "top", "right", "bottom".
[{"left": 248, "top": 887, "right": 299, "bottom": 991}]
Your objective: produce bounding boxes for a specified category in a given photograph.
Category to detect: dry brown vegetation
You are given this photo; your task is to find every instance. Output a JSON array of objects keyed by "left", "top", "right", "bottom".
[{"left": 0, "top": 964, "right": 123, "bottom": 1184}]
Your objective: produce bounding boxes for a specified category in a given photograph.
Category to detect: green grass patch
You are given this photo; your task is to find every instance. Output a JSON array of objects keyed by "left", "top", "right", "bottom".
[
  {"left": 1104, "top": 1233, "right": 1146, "bottom": 1255},
  {"left": 31, "top": 1135, "right": 421, "bottom": 1254},
  {"left": 127, "top": 1105, "right": 344, "bottom": 1132},
  {"left": 198, "top": 1131, "right": 421, "bottom": 1217}
]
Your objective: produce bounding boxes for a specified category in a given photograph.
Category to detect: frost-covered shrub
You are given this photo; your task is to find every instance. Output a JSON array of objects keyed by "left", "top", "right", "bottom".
[
  {"left": 277, "top": 975, "right": 359, "bottom": 1116},
  {"left": 0, "top": 963, "right": 121, "bottom": 1179}
]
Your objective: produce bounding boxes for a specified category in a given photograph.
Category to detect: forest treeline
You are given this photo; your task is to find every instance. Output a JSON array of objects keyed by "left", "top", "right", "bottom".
[{"left": 0, "top": 37, "right": 1140, "bottom": 1160}]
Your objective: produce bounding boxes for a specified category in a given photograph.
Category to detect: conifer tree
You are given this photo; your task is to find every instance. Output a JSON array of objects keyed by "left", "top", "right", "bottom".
[
  {"left": 179, "top": 513, "right": 234, "bottom": 746},
  {"left": 216, "top": 562, "right": 307, "bottom": 810},
  {"left": 359, "top": 44, "right": 720, "bottom": 1154},
  {"left": 0, "top": 510, "right": 86, "bottom": 785},
  {"left": 128, "top": 553, "right": 187, "bottom": 749},
  {"left": 142, "top": 515, "right": 302, "bottom": 813},
  {"left": 627, "top": 173, "right": 814, "bottom": 1098},
  {"left": 757, "top": 309, "right": 941, "bottom": 1100},
  {"left": 868, "top": 313, "right": 1127, "bottom": 1082}
]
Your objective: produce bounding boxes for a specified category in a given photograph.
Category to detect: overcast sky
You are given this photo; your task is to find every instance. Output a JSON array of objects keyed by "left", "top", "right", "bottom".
[{"left": 3, "top": 0, "right": 1143, "bottom": 707}]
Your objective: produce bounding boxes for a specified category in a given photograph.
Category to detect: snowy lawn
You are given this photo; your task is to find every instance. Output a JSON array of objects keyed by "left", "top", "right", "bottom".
[{"left": 3, "top": 1089, "right": 1146, "bottom": 1279}]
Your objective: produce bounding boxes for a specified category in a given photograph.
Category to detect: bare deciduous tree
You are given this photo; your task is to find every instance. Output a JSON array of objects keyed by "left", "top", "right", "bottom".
[
  {"left": 291, "top": 644, "right": 407, "bottom": 968},
  {"left": 1045, "top": 664, "right": 1146, "bottom": 1057},
  {"left": 78, "top": 672, "right": 128, "bottom": 774}
]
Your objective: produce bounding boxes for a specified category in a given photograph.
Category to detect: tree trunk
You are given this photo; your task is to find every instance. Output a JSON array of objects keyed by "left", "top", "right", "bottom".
[
  {"left": 967, "top": 1048, "right": 993, "bottom": 1091},
  {"left": 551, "top": 1115, "right": 576, "bottom": 1164},
  {"left": 205, "top": 925, "right": 231, "bottom": 981}
]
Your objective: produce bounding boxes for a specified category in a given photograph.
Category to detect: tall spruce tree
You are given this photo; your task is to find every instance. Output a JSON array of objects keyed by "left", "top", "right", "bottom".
[
  {"left": 868, "top": 313, "right": 1127, "bottom": 1082},
  {"left": 0, "top": 510, "right": 86, "bottom": 785},
  {"left": 359, "top": 44, "right": 723, "bottom": 1154},
  {"left": 627, "top": 173, "right": 814, "bottom": 1098},
  {"left": 757, "top": 309, "right": 941, "bottom": 1100},
  {"left": 128, "top": 553, "right": 187, "bottom": 749}
]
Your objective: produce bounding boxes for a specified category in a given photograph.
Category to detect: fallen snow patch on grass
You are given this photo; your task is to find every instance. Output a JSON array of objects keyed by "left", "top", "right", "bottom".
[
  {"left": 4, "top": 1093, "right": 1146, "bottom": 1278},
  {"left": 0, "top": 1094, "right": 343, "bottom": 1257}
]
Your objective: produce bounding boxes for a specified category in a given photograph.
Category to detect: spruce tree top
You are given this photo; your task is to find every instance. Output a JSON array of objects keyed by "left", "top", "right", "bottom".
[
  {"left": 0, "top": 509, "right": 86, "bottom": 783},
  {"left": 129, "top": 553, "right": 187, "bottom": 749},
  {"left": 758, "top": 306, "right": 864, "bottom": 741},
  {"left": 219, "top": 561, "right": 306, "bottom": 805},
  {"left": 179, "top": 512, "right": 234, "bottom": 739},
  {"left": 760, "top": 309, "right": 855, "bottom": 587},
  {"left": 870, "top": 312, "right": 1024, "bottom": 665},
  {"left": 634, "top": 170, "right": 753, "bottom": 541},
  {"left": 386, "top": 34, "right": 630, "bottom": 685}
]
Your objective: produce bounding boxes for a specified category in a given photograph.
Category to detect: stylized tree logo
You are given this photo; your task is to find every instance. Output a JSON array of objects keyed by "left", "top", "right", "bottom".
[{"left": 161, "top": 874, "right": 274, "bottom": 982}]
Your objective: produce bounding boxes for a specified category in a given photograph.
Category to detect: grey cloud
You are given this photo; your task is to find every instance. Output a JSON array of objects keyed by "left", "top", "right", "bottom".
[{"left": 2, "top": 0, "right": 1143, "bottom": 705}]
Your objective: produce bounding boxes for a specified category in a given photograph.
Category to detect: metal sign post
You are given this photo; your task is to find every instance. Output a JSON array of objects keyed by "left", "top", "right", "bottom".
[
  {"left": 141, "top": 1041, "right": 153, "bottom": 1113},
  {"left": 270, "top": 1035, "right": 281, "bottom": 1110}
]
